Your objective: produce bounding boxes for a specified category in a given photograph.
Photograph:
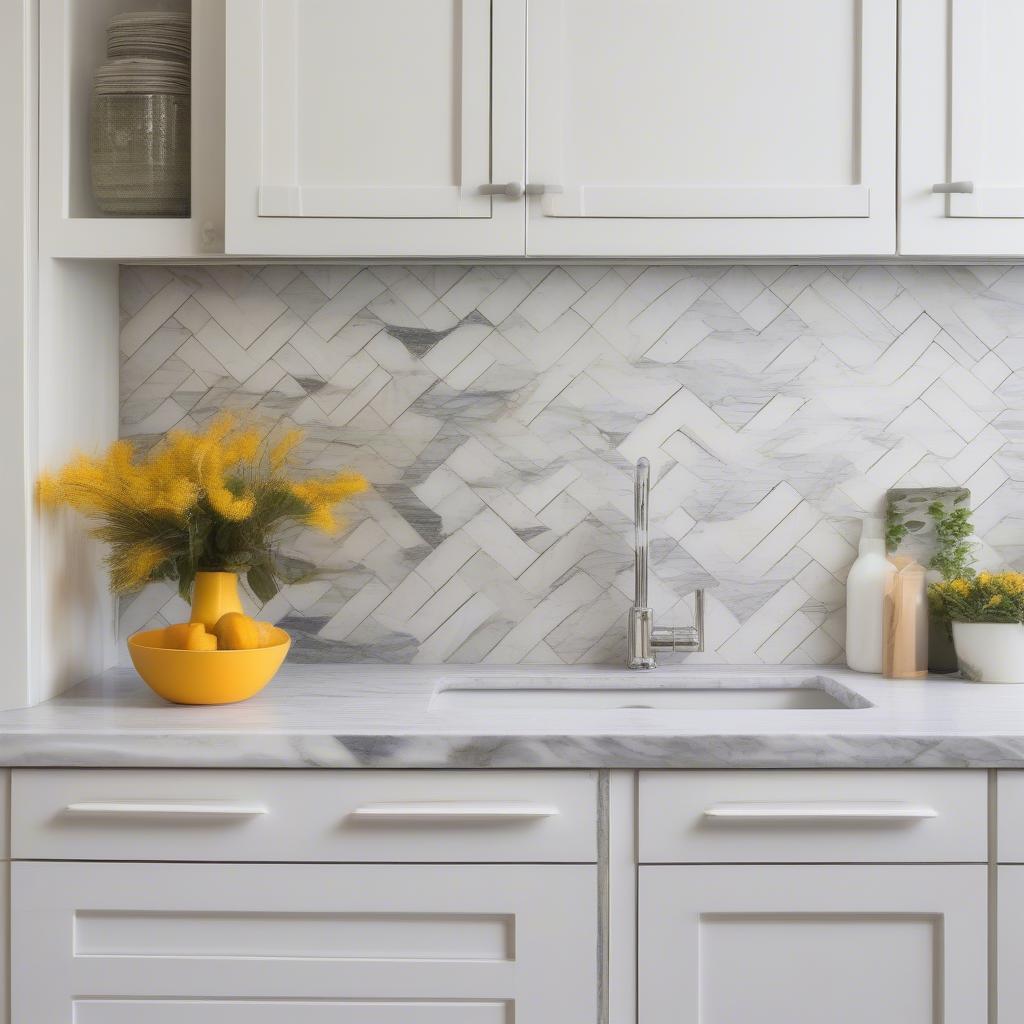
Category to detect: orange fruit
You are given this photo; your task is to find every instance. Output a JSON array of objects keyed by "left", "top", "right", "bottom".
[
  {"left": 213, "top": 612, "right": 260, "bottom": 651},
  {"left": 187, "top": 630, "right": 218, "bottom": 652},
  {"left": 163, "top": 622, "right": 211, "bottom": 650},
  {"left": 254, "top": 620, "right": 279, "bottom": 648}
]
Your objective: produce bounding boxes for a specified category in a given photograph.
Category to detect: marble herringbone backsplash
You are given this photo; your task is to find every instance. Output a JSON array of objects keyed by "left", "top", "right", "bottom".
[{"left": 118, "top": 264, "right": 1023, "bottom": 665}]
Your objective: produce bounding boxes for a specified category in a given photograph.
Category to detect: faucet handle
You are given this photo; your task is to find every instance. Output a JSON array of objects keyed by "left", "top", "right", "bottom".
[{"left": 652, "top": 625, "right": 702, "bottom": 653}]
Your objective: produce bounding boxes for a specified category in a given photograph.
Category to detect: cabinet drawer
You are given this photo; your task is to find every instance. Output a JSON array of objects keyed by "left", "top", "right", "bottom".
[
  {"left": 638, "top": 770, "right": 986, "bottom": 863},
  {"left": 13, "top": 861, "right": 597, "bottom": 1023},
  {"left": 12, "top": 769, "right": 597, "bottom": 863}
]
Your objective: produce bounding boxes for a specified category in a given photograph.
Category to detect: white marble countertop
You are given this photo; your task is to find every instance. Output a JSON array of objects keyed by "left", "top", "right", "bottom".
[{"left": 2, "top": 663, "right": 1024, "bottom": 768}]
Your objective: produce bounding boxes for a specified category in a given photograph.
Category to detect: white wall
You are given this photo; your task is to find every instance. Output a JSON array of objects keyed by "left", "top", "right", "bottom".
[
  {"left": 0, "top": 0, "right": 34, "bottom": 712},
  {"left": 34, "top": 259, "right": 120, "bottom": 704}
]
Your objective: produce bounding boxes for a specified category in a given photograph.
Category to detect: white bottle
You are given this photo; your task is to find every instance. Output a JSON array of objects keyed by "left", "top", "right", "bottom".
[{"left": 846, "top": 518, "right": 896, "bottom": 673}]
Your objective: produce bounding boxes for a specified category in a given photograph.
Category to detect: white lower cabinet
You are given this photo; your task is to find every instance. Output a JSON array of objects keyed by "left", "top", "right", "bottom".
[
  {"left": 12, "top": 861, "right": 597, "bottom": 1024},
  {"left": 639, "top": 864, "right": 988, "bottom": 1024},
  {"left": 4, "top": 769, "right": 1003, "bottom": 1022}
]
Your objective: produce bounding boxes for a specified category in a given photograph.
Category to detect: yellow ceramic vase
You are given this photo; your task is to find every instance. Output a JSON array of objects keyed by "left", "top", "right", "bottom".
[{"left": 189, "top": 570, "right": 244, "bottom": 630}]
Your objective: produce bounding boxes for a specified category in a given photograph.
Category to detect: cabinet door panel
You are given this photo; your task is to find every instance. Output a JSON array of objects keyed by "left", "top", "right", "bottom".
[
  {"left": 528, "top": 0, "right": 896, "bottom": 256},
  {"left": 226, "top": 0, "right": 526, "bottom": 255},
  {"left": 999, "top": 866, "right": 1024, "bottom": 1024},
  {"left": 902, "top": 0, "right": 1024, "bottom": 253},
  {"left": 12, "top": 862, "right": 596, "bottom": 1024},
  {"left": 257, "top": 0, "right": 489, "bottom": 219},
  {"left": 639, "top": 864, "right": 986, "bottom": 1024}
]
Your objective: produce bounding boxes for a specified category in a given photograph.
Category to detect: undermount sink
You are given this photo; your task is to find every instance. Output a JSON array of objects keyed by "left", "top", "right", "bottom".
[{"left": 429, "top": 675, "right": 871, "bottom": 712}]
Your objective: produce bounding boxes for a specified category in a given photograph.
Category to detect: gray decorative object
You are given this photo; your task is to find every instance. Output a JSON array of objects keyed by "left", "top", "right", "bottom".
[
  {"left": 90, "top": 12, "right": 190, "bottom": 217},
  {"left": 885, "top": 487, "right": 971, "bottom": 564}
]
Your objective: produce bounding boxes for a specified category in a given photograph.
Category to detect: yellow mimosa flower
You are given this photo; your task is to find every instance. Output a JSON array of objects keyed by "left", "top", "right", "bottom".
[
  {"left": 37, "top": 416, "right": 366, "bottom": 599},
  {"left": 270, "top": 429, "right": 303, "bottom": 469}
]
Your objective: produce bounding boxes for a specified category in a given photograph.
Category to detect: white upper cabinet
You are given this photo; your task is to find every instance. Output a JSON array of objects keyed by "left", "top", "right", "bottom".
[
  {"left": 526, "top": 0, "right": 897, "bottom": 257},
  {"left": 902, "top": 0, "right": 1024, "bottom": 255},
  {"left": 225, "top": 0, "right": 526, "bottom": 256},
  {"left": 224, "top": 0, "right": 896, "bottom": 258}
]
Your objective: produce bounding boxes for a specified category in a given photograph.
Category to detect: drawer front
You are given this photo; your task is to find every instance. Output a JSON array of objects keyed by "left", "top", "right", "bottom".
[
  {"left": 13, "top": 861, "right": 597, "bottom": 1024},
  {"left": 638, "top": 770, "right": 987, "bottom": 863},
  {"left": 998, "top": 771, "right": 1024, "bottom": 862},
  {"left": 12, "top": 769, "right": 597, "bottom": 863}
]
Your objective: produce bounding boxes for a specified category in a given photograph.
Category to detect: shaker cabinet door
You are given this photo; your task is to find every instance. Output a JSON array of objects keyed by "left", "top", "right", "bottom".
[
  {"left": 902, "top": 0, "right": 1024, "bottom": 255},
  {"left": 12, "top": 862, "right": 597, "bottom": 1024},
  {"left": 526, "top": 0, "right": 897, "bottom": 257},
  {"left": 225, "top": 0, "right": 526, "bottom": 256},
  {"left": 999, "top": 866, "right": 1024, "bottom": 1024},
  {"left": 639, "top": 864, "right": 987, "bottom": 1024}
]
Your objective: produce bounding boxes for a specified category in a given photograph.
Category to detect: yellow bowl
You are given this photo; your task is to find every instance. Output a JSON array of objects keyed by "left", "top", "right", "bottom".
[{"left": 127, "top": 627, "right": 291, "bottom": 705}]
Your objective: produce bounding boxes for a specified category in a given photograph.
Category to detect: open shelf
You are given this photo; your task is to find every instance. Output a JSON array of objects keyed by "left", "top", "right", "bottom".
[{"left": 40, "top": 0, "right": 224, "bottom": 259}]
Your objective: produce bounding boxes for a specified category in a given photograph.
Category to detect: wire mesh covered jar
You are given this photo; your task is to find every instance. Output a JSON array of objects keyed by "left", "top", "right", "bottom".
[{"left": 90, "top": 13, "right": 191, "bottom": 217}]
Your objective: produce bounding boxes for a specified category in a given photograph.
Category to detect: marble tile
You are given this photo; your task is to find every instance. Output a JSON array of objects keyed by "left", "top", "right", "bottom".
[{"left": 119, "top": 264, "right": 1024, "bottom": 665}]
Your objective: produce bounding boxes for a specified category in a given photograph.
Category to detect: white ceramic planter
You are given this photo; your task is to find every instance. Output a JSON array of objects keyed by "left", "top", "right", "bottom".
[{"left": 952, "top": 621, "right": 1024, "bottom": 683}]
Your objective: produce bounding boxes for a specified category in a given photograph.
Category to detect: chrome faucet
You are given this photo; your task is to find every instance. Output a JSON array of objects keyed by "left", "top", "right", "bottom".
[{"left": 627, "top": 457, "right": 704, "bottom": 669}]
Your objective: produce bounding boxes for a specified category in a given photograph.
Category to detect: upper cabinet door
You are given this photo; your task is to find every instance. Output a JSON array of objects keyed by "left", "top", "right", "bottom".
[
  {"left": 526, "top": 0, "right": 897, "bottom": 257},
  {"left": 225, "top": 0, "right": 525, "bottom": 256},
  {"left": 902, "top": 0, "right": 1024, "bottom": 255}
]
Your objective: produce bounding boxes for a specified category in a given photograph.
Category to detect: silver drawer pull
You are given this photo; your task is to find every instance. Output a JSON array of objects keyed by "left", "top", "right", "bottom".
[
  {"left": 932, "top": 181, "right": 974, "bottom": 194},
  {"left": 65, "top": 801, "right": 268, "bottom": 818},
  {"left": 703, "top": 802, "right": 937, "bottom": 822},
  {"left": 348, "top": 802, "right": 560, "bottom": 823},
  {"left": 479, "top": 181, "right": 525, "bottom": 200}
]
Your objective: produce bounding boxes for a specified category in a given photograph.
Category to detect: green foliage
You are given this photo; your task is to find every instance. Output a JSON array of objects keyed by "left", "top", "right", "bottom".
[
  {"left": 885, "top": 504, "right": 907, "bottom": 554},
  {"left": 174, "top": 478, "right": 319, "bottom": 602},
  {"left": 927, "top": 500, "right": 977, "bottom": 582}
]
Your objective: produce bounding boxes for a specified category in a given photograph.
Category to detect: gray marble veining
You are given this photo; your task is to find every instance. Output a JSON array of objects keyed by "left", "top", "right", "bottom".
[
  {"left": 3, "top": 664, "right": 1024, "bottom": 768},
  {"left": 116, "top": 264, "right": 1024, "bottom": 667}
]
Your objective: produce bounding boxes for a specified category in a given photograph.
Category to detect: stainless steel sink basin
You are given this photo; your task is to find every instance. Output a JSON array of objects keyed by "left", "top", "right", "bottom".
[{"left": 429, "top": 675, "right": 870, "bottom": 712}]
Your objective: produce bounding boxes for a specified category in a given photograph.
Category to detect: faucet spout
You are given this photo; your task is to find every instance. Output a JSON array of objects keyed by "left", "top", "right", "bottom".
[
  {"left": 626, "top": 456, "right": 705, "bottom": 669},
  {"left": 634, "top": 456, "right": 650, "bottom": 611}
]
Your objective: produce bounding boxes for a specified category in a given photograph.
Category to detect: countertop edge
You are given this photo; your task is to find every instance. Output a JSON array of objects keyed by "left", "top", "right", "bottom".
[{"left": 2, "top": 732, "right": 1023, "bottom": 769}]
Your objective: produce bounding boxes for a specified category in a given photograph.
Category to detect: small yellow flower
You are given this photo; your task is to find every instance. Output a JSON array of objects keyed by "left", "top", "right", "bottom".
[
  {"left": 987, "top": 595, "right": 1004, "bottom": 608},
  {"left": 1000, "top": 572, "right": 1024, "bottom": 595},
  {"left": 951, "top": 578, "right": 971, "bottom": 596},
  {"left": 35, "top": 473, "right": 62, "bottom": 508},
  {"left": 108, "top": 541, "right": 168, "bottom": 594},
  {"left": 222, "top": 428, "right": 262, "bottom": 467},
  {"left": 270, "top": 429, "right": 304, "bottom": 470}
]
